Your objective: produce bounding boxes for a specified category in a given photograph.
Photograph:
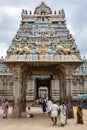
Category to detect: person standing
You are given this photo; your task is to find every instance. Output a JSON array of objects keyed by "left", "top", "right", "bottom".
[
  {"left": 2, "top": 99, "right": 9, "bottom": 118},
  {"left": 42, "top": 98, "right": 47, "bottom": 114},
  {"left": 65, "top": 102, "right": 69, "bottom": 124},
  {"left": 59, "top": 103, "right": 66, "bottom": 126},
  {"left": 46, "top": 99, "right": 53, "bottom": 117},
  {"left": 50, "top": 100, "right": 59, "bottom": 126},
  {"left": 77, "top": 102, "right": 83, "bottom": 124}
]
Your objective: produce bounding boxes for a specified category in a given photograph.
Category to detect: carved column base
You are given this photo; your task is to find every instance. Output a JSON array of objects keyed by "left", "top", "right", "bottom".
[
  {"left": 12, "top": 106, "right": 21, "bottom": 117},
  {"left": 68, "top": 108, "right": 74, "bottom": 118}
]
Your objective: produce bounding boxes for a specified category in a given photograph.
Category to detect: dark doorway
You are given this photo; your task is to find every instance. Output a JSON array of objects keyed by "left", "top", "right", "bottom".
[{"left": 36, "top": 77, "right": 51, "bottom": 99}]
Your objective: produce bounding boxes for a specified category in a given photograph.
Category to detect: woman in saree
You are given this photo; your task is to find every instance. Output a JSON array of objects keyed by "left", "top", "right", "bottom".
[
  {"left": 2, "top": 99, "right": 9, "bottom": 118},
  {"left": 77, "top": 102, "right": 83, "bottom": 124},
  {"left": 59, "top": 103, "right": 66, "bottom": 126}
]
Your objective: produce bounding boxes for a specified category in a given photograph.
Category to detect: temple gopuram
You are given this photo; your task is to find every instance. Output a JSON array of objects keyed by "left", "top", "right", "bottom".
[{"left": 1, "top": 2, "right": 86, "bottom": 117}]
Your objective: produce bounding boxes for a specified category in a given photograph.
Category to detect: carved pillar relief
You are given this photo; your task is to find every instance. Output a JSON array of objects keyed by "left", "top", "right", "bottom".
[
  {"left": 59, "top": 75, "right": 66, "bottom": 103},
  {"left": 57, "top": 65, "right": 66, "bottom": 104},
  {"left": 32, "top": 77, "right": 36, "bottom": 100},
  {"left": 21, "top": 69, "right": 27, "bottom": 112},
  {"left": 26, "top": 76, "right": 35, "bottom": 101},
  {"left": 83, "top": 75, "right": 87, "bottom": 92},
  {"left": 65, "top": 65, "right": 74, "bottom": 118},
  {"left": 12, "top": 66, "right": 22, "bottom": 117},
  {"left": 51, "top": 75, "right": 59, "bottom": 101}
]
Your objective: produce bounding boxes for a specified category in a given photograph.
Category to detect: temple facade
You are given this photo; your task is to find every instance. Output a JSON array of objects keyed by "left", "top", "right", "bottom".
[
  {"left": 1, "top": 2, "right": 86, "bottom": 117},
  {"left": 0, "top": 57, "right": 87, "bottom": 102}
]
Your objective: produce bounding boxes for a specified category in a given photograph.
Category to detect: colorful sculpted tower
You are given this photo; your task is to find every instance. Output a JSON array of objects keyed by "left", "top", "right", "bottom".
[{"left": 7, "top": 2, "right": 80, "bottom": 57}]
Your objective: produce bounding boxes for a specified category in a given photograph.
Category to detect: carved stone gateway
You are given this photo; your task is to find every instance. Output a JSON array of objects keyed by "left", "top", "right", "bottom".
[{"left": 4, "top": 2, "right": 83, "bottom": 118}]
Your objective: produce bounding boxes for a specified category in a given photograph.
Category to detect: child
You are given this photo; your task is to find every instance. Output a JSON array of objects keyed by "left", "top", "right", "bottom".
[{"left": 27, "top": 106, "right": 34, "bottom": 118}]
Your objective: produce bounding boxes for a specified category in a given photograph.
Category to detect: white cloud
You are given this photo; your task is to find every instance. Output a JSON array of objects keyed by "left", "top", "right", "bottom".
[{"left": 0, "top": 6, "right": 21, "bottom": 15}]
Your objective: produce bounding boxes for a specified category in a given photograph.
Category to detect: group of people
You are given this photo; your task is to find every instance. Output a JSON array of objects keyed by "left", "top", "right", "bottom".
[
  {"left": 1, "top": 97, "right": 84, "bottom": 126},
  {"left": 41, "top": 99, "right": 69, "bottom": 126},
  {"left": 41, "top": 98, "right": 84, "bottom": 126}
]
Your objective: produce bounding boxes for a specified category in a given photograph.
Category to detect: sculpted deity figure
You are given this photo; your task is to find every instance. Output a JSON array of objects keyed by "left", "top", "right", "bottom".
[
  {"left": 13, "top": 35, "right": 22, "bottom": 42},
  {"left": 38, "top": 42, "right": 48, "bottom": 54},
  {"left": 7, "top": 46, "right": 15, "bottom": 55}
]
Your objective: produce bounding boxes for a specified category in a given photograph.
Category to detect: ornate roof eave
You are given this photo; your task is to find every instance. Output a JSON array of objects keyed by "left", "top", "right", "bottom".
[
  {"left": 74, "top": 73, "right": 87, "bottom": 76},
  {"left": 3, "top": 54, "right": 83, "bottom": 68},
  {"left": 0, "top": 73, "right": 13, "bottom": 76}
]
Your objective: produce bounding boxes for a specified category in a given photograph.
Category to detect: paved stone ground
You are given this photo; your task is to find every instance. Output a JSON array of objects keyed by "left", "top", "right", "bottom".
[{"left": 0, "top": 106, "right": 87, "bottom": 130}]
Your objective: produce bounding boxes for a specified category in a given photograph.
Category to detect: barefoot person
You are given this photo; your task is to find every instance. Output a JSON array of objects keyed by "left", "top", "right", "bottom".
[{"left": 50, "top": 100, "right": 59, "bottom": 126}]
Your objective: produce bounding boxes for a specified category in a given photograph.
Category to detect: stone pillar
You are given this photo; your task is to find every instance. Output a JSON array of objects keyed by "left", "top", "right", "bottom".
[
  {"left": 59, "top": 75, "right": 66, "bottom": 104},
  {"left": 50, "top": 79, "right": 53, "bottom": 99},
  {"left": 32, "top": 77, "right": 36, "bottom": 101},
  {"left": 83, "top": 75, "right": 87, "bottom": 92},
  {"left": 65, "top": 66, "right": 74, "bottom": 118},
  {"left": 51, "top": 75, "right": 59, "bottom": 101},
  {"left": 26, "top": 76, "right": 35, "bottom": 102},
  {"left": 21, "top": 70, "right": 27, "bottom": 112},
  {"left": 12, "top": 66, "right": 22, "bottom": 117},
  {"left": 65, "top": 76, "right": 74, "bottom": 118}
]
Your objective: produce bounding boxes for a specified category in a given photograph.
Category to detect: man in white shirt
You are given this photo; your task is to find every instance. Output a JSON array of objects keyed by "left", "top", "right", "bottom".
[{"left": 50, "top": 100, "right": 59, "bottom": 126}]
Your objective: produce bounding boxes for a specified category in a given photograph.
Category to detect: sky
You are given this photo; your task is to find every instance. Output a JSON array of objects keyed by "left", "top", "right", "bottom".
[{"left": 0, "top": 0, "right": 87, "bottom": 58}]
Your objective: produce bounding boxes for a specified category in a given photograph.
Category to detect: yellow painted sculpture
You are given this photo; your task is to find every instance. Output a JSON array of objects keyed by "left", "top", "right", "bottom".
[
  {"left": 13, "top": 44, "right": 30, "bottom": 54},
  {"left": 56, "top": 45, "right": 71, "bottom": 54},
  {"left": 38, "top": 42, "right": 48, "bottom": 54},
  {"left": 23, "top": 46, "right": 30, "bottom": 54}
]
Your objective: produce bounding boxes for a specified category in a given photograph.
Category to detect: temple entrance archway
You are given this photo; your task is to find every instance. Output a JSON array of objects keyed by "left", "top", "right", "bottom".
[
  {"left": 4, "top": 56, "right": 82, "bottom": 118},
  {"left": 36, "top": 77, "right": 51, "bottom": 99}
]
